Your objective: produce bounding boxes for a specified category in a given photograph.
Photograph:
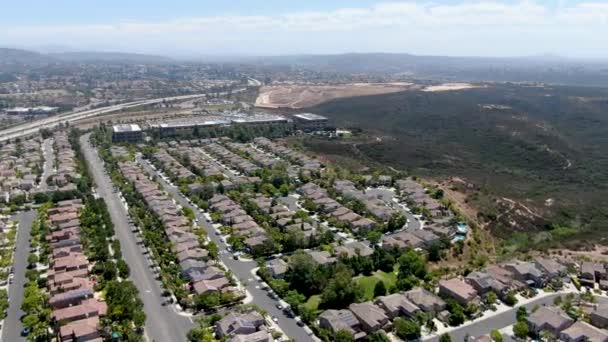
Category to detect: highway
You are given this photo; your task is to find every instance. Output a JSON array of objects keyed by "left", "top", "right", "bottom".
[
  {"left": 80, "top": 134, "right": 193, "bottom": 342},
  {"left": 0, "top": 81, "right": 252, "bottom": 143},
  {"left": 135, "top": 155, "right": 316, "bottom": 342},
  {"left": 2, "top": 210, "right": 36, "bottom": 342}
]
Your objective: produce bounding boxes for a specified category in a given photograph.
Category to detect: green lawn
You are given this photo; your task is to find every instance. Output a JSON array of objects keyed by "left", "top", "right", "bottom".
[
  {"left": 355, "top": 270, "right": 398, "bottom": 301},
  {"left": 303, "top": 294, "right": 322, "bottom": 312}
]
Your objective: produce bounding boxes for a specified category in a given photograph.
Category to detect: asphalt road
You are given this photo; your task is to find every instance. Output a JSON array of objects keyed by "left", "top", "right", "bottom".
[
  {"left": 365, "top": 188, "right": 421, "bottom": 231},
  {"left": 425, "top": 292, "right": 608, "bottom": 341},
  {"left": 80, "top": 134, "right": 193, "bottom": 342},
  {"left": 2, "top": 210, "right": 36, "bottom": 342},
  {"left": 39, "top": 138, "right": 54, "bottom": 192},
  {"left": 136, "top": 156, "right": 316, "bottom": 342}
]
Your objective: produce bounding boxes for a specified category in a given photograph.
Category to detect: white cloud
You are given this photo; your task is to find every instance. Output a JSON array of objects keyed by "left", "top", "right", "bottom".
[{"left": 3, "top": 1, "right": 608, "bottom": 57}]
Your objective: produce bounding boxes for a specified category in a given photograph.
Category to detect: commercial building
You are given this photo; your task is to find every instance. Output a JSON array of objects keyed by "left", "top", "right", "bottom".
[
  {"left": 112, "top": 124, "right": 143, "bottom": 143},
  {"left": 293, "top": 113, "right": 329, "bottom": 131}
]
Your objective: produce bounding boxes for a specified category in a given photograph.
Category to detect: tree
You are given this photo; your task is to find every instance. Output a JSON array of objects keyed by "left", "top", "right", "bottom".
[
  {"left": 513, "top": 321, "right": 529, "bottom": 340},
  {"left": 27, "top": 254, "right": 39, "bottom": 266},
  {"left": 285, "top": 252, "right": 322, "bottom": 296},
  {"left": 394, "top": 317, "right": 421, "bottom": 340},
  {"left": 117, "top": 259, "right": 130, "bottom": 278},
  {"left": 374, "top": 281, "right": 387, "bottom": 298},
  {"left": 387, "top": 213, "right": 407, "bottom": 231},
  {"left": 439, "top": 334, "right": 452, "bottom": 342},
  {"left": 428, "top": 242, "right": 443, "bottom": 262},
  {"left": 516, "top": 306, "right": 528, "bottom": 322},
  {"left": 320, "top": 266, "right": 361, "bottom": 309},
  {"left": 367, "top": 331, "right": 390, "bottom": 342},
  {"left": 366, "top": 230, "right": 382, "bottom": 245},
  {"left": 504, "top": 291, "right": 518, "bottom": 306},
  {"left": 207, "top": 241, "right": 219, "bottom": 260},
  {"left": 486, "top": 291, "right": 498, "bottom": 305},
  {"left": 335, "top": 330, "right": 354, "bottom": 342},
  {"left": 397, "top": 248, "right": 427, "bottom": 280},
  {"left": 490, "top": 330, "right": 503, "bottom": 342}
]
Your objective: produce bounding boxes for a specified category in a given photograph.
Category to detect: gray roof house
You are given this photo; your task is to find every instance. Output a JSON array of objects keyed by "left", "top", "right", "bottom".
[
  {"left": 375, "top": 293, "right": 420, "bottom": 319},
  {"left": 405, "top": 287, "right": 447, "bottom": 313},
  {"left": 319, "top": 309, "right": 362, "bottom": 336},
  {"left": 438, "top": 278, "right": 480, "bottom": 306},
  {"left": 349, "top": 302, "right": 390, "bottom": 333},
  {"left": 216, "top": 310, "right": 265, "bottom": 337},
  {"left": 266, "top": 258, "right": 288, "bottom": 279},
  {"left": 560, "top": 321, "right": 608, "bottom": 342},
  {"left": 527, "top": 306, "right": 574, "bottom": 336}
]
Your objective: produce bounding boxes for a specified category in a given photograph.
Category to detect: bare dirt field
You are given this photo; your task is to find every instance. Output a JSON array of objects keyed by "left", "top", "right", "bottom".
[
  {"left": 255, "top": 83, "right": 415, "bottom": 109},
  {"left": 422, "top": 82, "right": 481, "bottom": 92}
]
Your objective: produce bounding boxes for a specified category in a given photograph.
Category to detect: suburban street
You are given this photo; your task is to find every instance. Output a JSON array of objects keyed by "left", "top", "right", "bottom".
[
  {"left": 39, "top": 138, "right": 54, "bottom": 192},
  {"left": 135, "top": 155, "right": 316, "bottom": 342},
  {"left": 80, "top": 134, "right": 194, "bottom": 342},
  {"left": 2, "top": 210, "right": 36, "bottom": 342},
  {"left": 425, "top": 292, "right": 608, "bottom": 342}
]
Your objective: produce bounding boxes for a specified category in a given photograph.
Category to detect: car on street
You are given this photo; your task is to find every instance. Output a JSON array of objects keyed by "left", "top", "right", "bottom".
[
  {"left": 272, "top": 316, "right": 279, "bottom": 323},
  {"left": 21, "top": 328, "right": 30, "bottom": 337}
]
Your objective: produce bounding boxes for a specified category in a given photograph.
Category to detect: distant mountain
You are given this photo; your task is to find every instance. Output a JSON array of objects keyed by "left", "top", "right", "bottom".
[
  {"left": 240, "top": 52, "right": 608, "bottom": 86},
  {"left": 0, "top": 48, "right": 56, "bottom": 65},
  {"left": 50, "top": 51, "right": 174, "bottom": 64}
]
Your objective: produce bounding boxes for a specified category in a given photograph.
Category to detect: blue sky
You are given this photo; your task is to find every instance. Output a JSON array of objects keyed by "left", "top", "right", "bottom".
[{"left": 2, "top": 1, "right": 607, "bottom": 58}]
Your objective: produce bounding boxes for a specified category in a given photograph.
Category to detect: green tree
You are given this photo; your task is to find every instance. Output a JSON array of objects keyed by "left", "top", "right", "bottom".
[
  {"left": 27, "top": 254, "right": 39, "bottom": 266},
  {"left": 398, "top": 248, "right": 427, "bottom": 280},
  {"left": 439, "top": 333, "right": 452, "bottom": 342},
  {"left": 366, "top": 331, "right": 390, "bottom": 342},
  {"left": 504, "top": 291, "right": 518, "bottom": 306},
  {"left": 516, "top": 306, "right": 528, "bottom": 322},
  {"left": 374, "top": 280, "right": 387, "bottom": 298},
  {"left": 490, "top": 330, "right": 503, "bottom": 342},
  {"left": 513, "top": 321, "right": 529, "bottom": 340},
  {"left": 207, "top": 241, "right": 219, "bottom": 260},
  {"left": 486, "top": 292, "right": 498, "bottom": 305},
  {"left": 335, "top": 330, "right": 354, "bottom": 342},
  {"left": 394, "top": 317, "right": 421, "bottom": 341},
  {"left": 320, "top": 266, "right": 361, "bottom": 309}
]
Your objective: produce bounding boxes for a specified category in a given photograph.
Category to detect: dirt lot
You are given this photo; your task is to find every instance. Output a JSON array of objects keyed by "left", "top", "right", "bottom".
[{"left": 255, "top": 83, "right": 415, "bottom": 109}]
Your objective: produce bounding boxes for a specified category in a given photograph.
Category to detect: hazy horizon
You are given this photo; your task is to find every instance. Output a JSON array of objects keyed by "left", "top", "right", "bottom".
[{"left": 2, "top": 0, "right": 608, "bottom": 59}]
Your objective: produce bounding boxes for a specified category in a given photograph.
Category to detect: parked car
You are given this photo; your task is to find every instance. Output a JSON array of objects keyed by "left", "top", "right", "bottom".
[{"left": 21, "top": 328, "right": 30, "bottom": 337}]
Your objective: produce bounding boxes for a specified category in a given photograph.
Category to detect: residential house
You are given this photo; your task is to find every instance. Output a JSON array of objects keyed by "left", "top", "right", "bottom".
[
  {"left": 560, "top": 321, "right": 608, "bottom": 342},
  {"left": 438, "top": 278, "right": 480, "bottom": 306},
  {"left": 349, "top": 302, "right": 390, "bottom": 333},
  {"left": 527, "top": 306, "right": 574, "bottom": 336},
  {"left": 375, "top": 293, "right": 420, "bottom": 319}
]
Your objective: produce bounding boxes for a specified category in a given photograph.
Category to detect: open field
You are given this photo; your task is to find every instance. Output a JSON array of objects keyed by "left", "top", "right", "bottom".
[
  {"left": 255, "top": 83, "right": 414, "bottom": 109},
  {"left": 302, "top": 83, "right": 608, "bottom": 245}
]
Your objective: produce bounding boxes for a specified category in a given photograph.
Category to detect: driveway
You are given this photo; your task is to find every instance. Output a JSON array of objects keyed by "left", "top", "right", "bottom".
[
  {"left": 2, "top": 210, "right": 36, "bottom": 342},
  {"left": 81, "top": 133, "right": 193, "bottom": 342},
  {"left": 136, "top": 156, "right": 315, "bottom": 342}
]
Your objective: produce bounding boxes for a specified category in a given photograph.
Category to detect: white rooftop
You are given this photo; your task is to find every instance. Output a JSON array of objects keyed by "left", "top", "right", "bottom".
[
  {"left": 113, "top": 124, "right": 142, "bottom": 133},
  {"left": 293, "top": 113, "right": 328, "bottom": 121}
]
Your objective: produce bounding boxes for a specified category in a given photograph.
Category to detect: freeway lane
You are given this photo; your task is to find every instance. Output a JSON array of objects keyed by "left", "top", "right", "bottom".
[
  {"left": 80, "top": 134, "right": 193, "bottom": 342},
  {"left": 2, "top": 210, "right": 36, "bottom": 342},
  {"left": 135, "top": 156, "right": 315, "bottom": 342}
]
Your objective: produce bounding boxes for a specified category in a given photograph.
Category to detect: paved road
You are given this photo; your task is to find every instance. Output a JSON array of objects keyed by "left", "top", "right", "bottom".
[
  {"left": 426, "top": 292, "right": 606, "bottom": 341},
  {"left": 80, "top": 134, "right": 193, "bottom": 342},
  {"left": 2, "top": 210, "right": 36, "bottom": 342},
  {"left": 39, "top": 138, "right": 54, "bottom": 192},
  {"left": 136, "top": 156, "right": 315, "bottom": 342},
  {"left": 365, "top": 188, "right": 421, "bottom": 230}
]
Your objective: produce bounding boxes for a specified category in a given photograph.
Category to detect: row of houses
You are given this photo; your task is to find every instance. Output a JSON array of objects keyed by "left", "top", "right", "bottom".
[
  {"left": 46, "top": 199, "right": 108, "bottom": 342},
  {"left": 396, "top": 179, "right": 445, "bottom": 218},
  {"left": 251, "top": 194, "right": 319, "bottom": 240},
  {"left": 224, "top": 141, "right": 279, "bottom": 169},
  {"left": 0, "top": 138, "right": 42, "bottom": 202},
  {"left": 209, "top": 194, "right": 270, "bottom": 252},
  {"left": 170, "top": 145, "right": 225, "bottom": 178},
  {"left": 527, "top": 305, "right": 608, "bottom": 341},
  {"left": 298, "top": 182, "right": 377, "bottom": 234},
  {"left": 318, "top": 287, "right": 446, "bottom": 340},
  {"left": 150, "top": 149, "right": 196, "bottom": 180},
  {"left": 381, "top": 229, "right": 441, "bottom": 251},
  {"left": 253, "top": 137, "right": 322, "bottom": 173},
  {"left": 117, "top": 160, "right": 238, "bottom": 297},
  {"left": 333, "top": 179, "right": 399, "bottom": 222},
  {"left": 202, "top": 142, "right": 261, "bottom": 176},
  {"left": 48, "top": 132, "right": 81, "bottom": 193}
]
